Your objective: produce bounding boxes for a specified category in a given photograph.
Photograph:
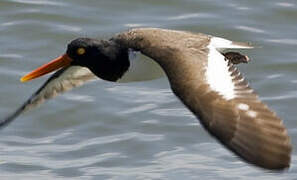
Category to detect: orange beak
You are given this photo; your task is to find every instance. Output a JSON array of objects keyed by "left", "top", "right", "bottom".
[{"left": 20, "top": 54, "right": 73, "bottom": 82}]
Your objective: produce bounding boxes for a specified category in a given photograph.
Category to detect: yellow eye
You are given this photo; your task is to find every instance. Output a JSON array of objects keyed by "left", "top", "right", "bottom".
[{"left": 77, "top": 48, "right": 86, "bottom": 55}]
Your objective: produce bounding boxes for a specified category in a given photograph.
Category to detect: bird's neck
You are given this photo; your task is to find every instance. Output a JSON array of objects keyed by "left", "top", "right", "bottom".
[{"left": 88, "top": 40, "right": 130, "bottom": 82}]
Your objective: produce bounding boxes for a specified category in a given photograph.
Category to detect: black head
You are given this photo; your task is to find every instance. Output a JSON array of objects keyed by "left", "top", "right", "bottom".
[{"left": 66, "top": 38, "right": 130, "bottom": 81}]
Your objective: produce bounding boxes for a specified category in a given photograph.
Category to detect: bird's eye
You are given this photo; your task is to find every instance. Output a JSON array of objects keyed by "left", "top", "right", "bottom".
[{"left": 77, "top": 48, "right": 86, "bottom": 55}]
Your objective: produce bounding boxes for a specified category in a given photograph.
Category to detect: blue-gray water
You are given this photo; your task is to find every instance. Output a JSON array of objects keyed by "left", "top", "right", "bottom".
[{"left": 0, "top": 0, "right": 297, "bottom": 179}]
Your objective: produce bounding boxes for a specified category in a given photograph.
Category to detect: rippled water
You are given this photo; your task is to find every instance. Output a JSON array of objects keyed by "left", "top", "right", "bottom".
[{"left": 0, "top": 0, "right": 297, "bottom": 179}]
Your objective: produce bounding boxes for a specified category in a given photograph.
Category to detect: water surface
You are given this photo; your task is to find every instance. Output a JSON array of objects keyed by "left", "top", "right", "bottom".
[{"left": 0, "top": 0, "right": 297, "bottom": 179}]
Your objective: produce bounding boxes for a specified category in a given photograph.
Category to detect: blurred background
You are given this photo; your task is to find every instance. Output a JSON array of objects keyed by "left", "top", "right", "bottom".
[{"left": 0, "top": 0, "right": 296, "bottom": 179}]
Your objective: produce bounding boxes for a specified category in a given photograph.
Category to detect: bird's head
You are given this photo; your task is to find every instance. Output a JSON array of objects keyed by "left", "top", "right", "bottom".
[{"left": 20, "top": 38, "right": 130, "bottom": 82}]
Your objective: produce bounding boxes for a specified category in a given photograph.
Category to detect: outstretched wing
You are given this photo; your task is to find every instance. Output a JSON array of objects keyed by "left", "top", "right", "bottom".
[
  {"left": 114, "top": 28, "right": 292, "bottom": 170},
  {"left": 0, "top": 66, "right": 96, "bottom": 128},
  {"left": 196, "top": 48, "right": 291, "bottom": 170}
]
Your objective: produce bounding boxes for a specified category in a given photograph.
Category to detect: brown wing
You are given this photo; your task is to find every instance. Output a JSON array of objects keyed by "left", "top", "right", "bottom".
[
  {"left": 0, "top": 66, "right": 96, "bottom": 128},
  {"left": 197, "top": 61, "right": 291, "bottom": 170},
  {"left": 114, "top": 28, "right": 292, "bottom": 170}
]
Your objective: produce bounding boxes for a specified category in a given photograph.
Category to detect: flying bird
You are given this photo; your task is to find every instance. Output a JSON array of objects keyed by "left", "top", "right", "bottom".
[{"left": 1, "top": 28, "right": 291, "bottom": 170}]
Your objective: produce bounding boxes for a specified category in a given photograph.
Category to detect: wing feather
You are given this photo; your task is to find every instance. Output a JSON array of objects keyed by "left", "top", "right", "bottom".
[
  {"left": 198, "top": 55, "right": 291, "bottom": 169},
  {"left": 200, "top": 60, "right": 291, "bottom": 170},
  {"left": 0, "top": 66, "right": 96, "bottom": 128}
]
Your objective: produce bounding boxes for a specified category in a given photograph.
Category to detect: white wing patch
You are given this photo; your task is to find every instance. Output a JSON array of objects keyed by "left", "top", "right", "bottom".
[
  {"left": 237, "top": 103, "right": 249, "bottom": 110},
  {"left": 211, "top": 36, "right": 253, "bottom": 51},
  {"left": 247, "top": 110, "right": 257, "bottom": 118},
  {"left": 206, "top": 37, "right": 253, "bottom": 100},
  {"left": 206, "top": 41, "right": 235, "bottom": 100}
]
